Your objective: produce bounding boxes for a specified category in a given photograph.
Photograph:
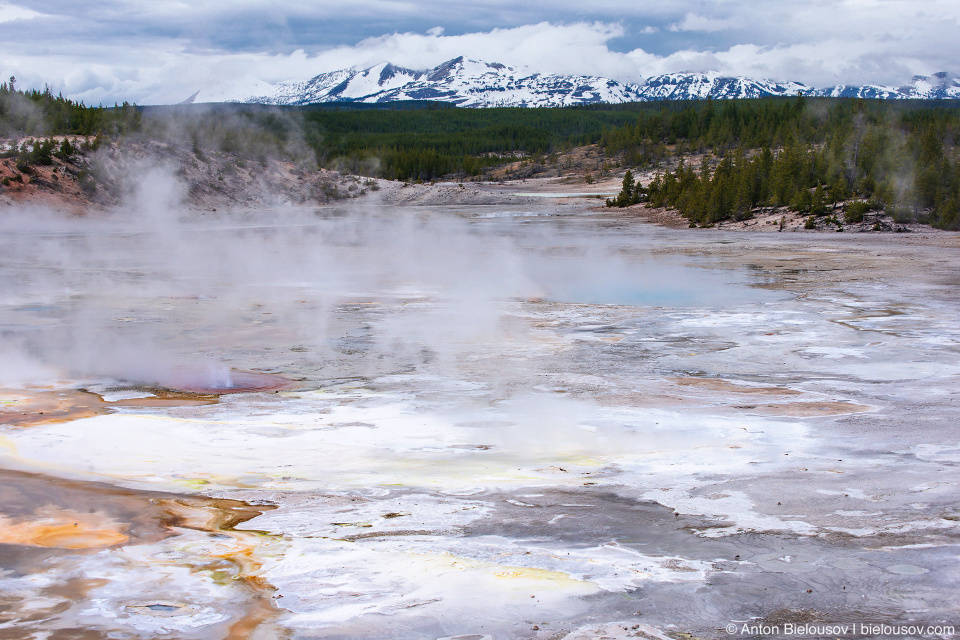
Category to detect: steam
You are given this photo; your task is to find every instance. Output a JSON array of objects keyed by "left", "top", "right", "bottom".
[
  {"left": 136, "top": 105, "right": 317, "bottom": 168},
  {"left": 0, "top": 170, "right": 530, "bottom": 388},
  {"left": 0, "top": 164, "right": 767, "bottom": 392}
]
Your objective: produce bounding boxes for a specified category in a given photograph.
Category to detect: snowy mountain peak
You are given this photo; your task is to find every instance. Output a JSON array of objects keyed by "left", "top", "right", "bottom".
[
  {"left": 816, "top": 72, "right": 960, "bottom": 100},
  {"left": 185, "top": 59, "right": 960, "bottom": 107},
  {"left": 377, "top": 62, "right": 420, "bottom": 85},
  {"left": 640, "top": 73, "right": 811, "bottom": 100}
]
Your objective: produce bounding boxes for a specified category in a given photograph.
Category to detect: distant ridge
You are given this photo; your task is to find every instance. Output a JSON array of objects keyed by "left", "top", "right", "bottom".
[{"left": 185, "top": 58, "right": 960, "bottom": 107}]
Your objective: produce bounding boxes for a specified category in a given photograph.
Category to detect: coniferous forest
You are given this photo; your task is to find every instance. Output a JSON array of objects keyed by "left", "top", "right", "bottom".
[
  {"left": 2, "top": 78, "right": 958, "bottom": 228},
  {"left": 603, "top": 97, "right": 960, "bottom": 229},
  {"left": 0, "top": 80, "right": 141, "bottom": 137}
]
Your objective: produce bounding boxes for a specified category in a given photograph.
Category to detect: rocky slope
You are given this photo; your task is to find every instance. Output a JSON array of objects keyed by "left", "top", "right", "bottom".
[
  {"left": 0, "top": 138, "right": 532, "bottom": 213},
  {"left": 0, "top": 139, "right": 375, "bottom": 212}
]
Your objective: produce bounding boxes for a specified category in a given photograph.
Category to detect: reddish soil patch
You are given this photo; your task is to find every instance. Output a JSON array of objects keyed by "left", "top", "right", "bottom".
[{"left": 161, "top": 369, "right": 294, "bottom": 395}]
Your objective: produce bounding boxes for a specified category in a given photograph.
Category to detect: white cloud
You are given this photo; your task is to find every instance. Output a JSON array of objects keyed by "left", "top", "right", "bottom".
[
  {"left": 3, "top": 1, "right": 959, "bottom": 104},
  {"left": 313, "top": 21, "right": 632, "bottom": 77},
  {"left": 0, "top": 2, "right": 47, "bottom": 22},
  {"left": 668, "top": 13, "right": 738, "bottom": 33}
]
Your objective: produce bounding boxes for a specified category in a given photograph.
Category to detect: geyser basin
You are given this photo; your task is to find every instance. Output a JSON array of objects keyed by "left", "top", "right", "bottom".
[
  {"left": 0, "top": 469, "right": 285, "bottom": 639},
  {"left": 1, "top": 206, "right": 959, "bottom": 639}
]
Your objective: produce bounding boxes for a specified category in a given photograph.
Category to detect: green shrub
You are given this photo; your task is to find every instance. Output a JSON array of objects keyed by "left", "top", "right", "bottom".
[
  {"left": 933, "top": 198, "right": 959, "bottom": 230},
  {"left": 78, "top": 170, "right": 96, "bottom": 195},
  {"left": 844, "top": 209, "right": 863, "bottom": 224},
  {"left": 887, "top": 206, "right": 914, "bottom": 224},
  {"left": 844, "top": 200, "right": 871, "bottom": 223},
  {"left": 55, "top": 138, "right": 76, "bottom": 160}
]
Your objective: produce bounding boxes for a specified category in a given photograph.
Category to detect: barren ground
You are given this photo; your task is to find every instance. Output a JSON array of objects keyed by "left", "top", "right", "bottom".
[{"left": 1, "top": 139, "right": 958, "bottom": 640}]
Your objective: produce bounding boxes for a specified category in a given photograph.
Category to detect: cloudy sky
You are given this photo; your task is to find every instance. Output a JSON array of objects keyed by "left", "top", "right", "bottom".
[{"left": 1, "top": 0, "right": 958, "bottom": 105}]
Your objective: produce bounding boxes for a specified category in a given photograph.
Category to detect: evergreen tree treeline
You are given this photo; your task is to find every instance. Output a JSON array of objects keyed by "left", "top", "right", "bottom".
[
  {"left": 604, "top": 97, "right": 960, "bottom": 230},
  {"left": 0, "top": 80, "right": 141, "bottom": 137},
  {"left": 297, "top": 106, "right": 640, "bottom": 181}
]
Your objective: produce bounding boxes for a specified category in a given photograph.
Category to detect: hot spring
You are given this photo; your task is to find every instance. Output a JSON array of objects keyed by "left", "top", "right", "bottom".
[{"left": 1, "top": 203, "right": 958, "bottom": 639}]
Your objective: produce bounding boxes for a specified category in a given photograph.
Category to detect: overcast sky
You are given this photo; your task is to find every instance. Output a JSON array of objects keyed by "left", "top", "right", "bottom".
[{"left": 1, "top": 0, "right": 958, "bottom": 105}]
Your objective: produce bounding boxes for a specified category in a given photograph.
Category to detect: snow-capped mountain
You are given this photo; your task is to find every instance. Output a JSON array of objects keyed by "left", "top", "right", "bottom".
[
  {"left": 184, "top": 58, "right": 960, "bottom": 107},
  {"left": 637, "top": 73, "right": 812, "bottom": 100},
  {"left": 188, "top": 57, "right": 646, "bottom": 107},
  {"left": 816, "top": 72, "right": 960, "bottom": 100}
]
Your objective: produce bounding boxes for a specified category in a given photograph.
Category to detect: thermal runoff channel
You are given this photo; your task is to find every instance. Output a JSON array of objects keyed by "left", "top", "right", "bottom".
[{"left": 1, "top": 192, "right": 958, "bottom": 639}]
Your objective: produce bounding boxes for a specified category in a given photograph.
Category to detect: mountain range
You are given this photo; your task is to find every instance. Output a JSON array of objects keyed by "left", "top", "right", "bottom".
[{"left": 184, "top": 57, "right": 960, "bottom": 108}]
